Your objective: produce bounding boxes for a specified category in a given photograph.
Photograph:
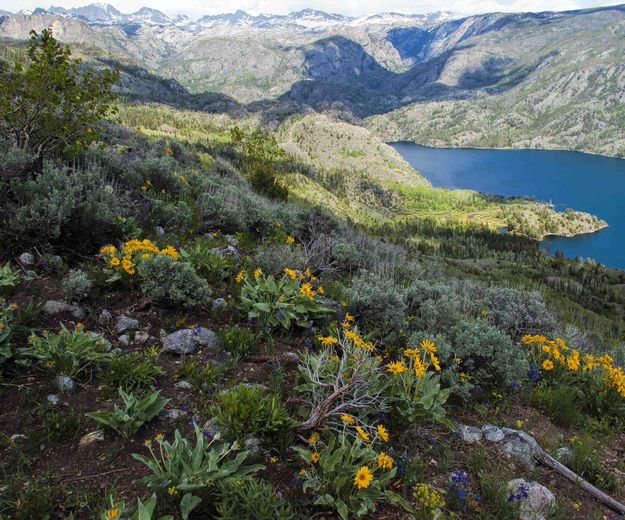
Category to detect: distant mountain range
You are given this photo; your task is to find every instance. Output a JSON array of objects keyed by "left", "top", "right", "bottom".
[
  {"left": 5, "top": 3, "right": 458, "bottom": 30},
  {"left": 1, "top": 3, "right": 624, "bottom": 157}
]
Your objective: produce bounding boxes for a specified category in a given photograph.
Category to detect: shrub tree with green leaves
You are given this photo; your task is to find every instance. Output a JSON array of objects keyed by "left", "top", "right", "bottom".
[{"left": 0, "top": 29, "right": 118, "bottom": 160}]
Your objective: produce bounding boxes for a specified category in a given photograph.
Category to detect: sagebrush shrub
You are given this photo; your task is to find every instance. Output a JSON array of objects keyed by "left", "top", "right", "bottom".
[
  {"left": 216, "top": 478, "right": 294, "bottom": 520},
  {"left": 138, "top": 255, "right": 210, "bottom": 308},
  {"left": 62, "top": 269, "right": 92, "bottom": 301}
]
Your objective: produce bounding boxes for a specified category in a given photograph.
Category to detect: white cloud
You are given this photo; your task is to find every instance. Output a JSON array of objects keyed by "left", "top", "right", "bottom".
[{"left": 6, "top": 0, "right": 619, "bottom": 18}]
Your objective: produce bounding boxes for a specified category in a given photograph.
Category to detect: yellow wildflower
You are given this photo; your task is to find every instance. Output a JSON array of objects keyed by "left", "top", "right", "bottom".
[
  {"left": 300, "top": 282, "right": 315, "bottom": 301},
  {"left": 308, "top": 432, "right": 320, "bottom": 444},
  {"left": 354, "top": 466, "right": 373, "bottom": 489},
  {"left": 110, "top": 257, "right": 120, "bottom": 267},
  {"left": 285, "top": 235, "right": 295, "bottom": 245},
  {"left": 421, "top": 339, "right": 437, "bottom": 354},
  {"left": 235, "top": 270, "right": 245, "bottom": 283},
  {"left": 168, "top": 486, "right": 177, "bottom": 496},
  {"left": 318, "top": 335, "right": 338, "bottom": 346},
  {"left": 386, "top": 360, "right": 408, "bottom": 375},
  {"left": 254, "top": 267, "right": 262, "bottom": 279},
  {"left": 377, "top": 451, "right": 394, "bottom": 469},
  {"left": 355, "top": 425, "right": 369, "bottom": 441},
  {"left": 377, "top": 424, "right": 389, "bottom": 442},
  {"left": 542, "top": 359, "right": 555, "bottom": 371},
  {"left": 341, "top": 414, "right": 355, "bottom": 425},
  {"left": 106, "top": 508, "right": 119, "bottom": 519},
  {"left": 283, "top": 267, "right": 297, "bottom": 280},
  {"left": 311, "top": 451, "right": 319, "bottom": 464}
]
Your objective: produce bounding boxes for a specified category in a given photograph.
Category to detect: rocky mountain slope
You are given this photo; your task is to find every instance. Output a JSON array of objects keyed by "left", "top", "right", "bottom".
[{"left": 2, "top": 4, "right": 624, "bottom": 154}]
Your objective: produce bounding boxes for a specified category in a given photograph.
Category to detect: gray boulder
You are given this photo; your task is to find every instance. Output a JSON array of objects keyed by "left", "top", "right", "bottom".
[
  {"left": 482, "top": 425, "right": 505, "bottom": 443},
  {"left": 115, "top": 315, "right": 139, "bottom": 334},
  {"left": 458, "top": 424, "right": 483, "bottom": 444},
  {"left": 98, "top": 309, "right": 113, "bottom": 324},
  {"left": 43, "top": 300, "right": 85, "bottom": 320},
  {"left": 161, "top": 327, "right": 220, "bottom": 355},
  {"left": 175, "top": 380, "right": 193, "bottom": 390},
  {"left": 19, "top": 252, "right": 35, "bottom": 266},
  {"left": 503, "top": 438, "right": 535, "bottom": 469},
  {"left": 212, "top": 298, "right": 228, "bottom": 312},
  {"left": 507, "top": 478, "right": 555, "bottom": 520},
  {"left": 55, "top": 375, "right": 77, "bottom": 395},
  {"left": 203, "top": 417, "right": 222, "bottom": 439}
]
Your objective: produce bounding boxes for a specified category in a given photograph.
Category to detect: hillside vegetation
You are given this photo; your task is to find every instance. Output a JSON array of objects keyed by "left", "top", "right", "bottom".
[{"left": 2, "top": 28, "right": 625, "bottom": 520}]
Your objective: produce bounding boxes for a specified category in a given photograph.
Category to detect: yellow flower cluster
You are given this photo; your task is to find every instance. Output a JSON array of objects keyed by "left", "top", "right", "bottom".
[
  {"left": 344, "top": 329, "right": 375, "bottom": 352},
  {"left": 387, "top": 339, "right": 441, "bottom": 377},
  {"left": 522, "top": 334, "right": 625, "bottom": 398},
  {"left": 317, "top": 335, "right": 338, "bottom": 346},
  {"left": 413, "top": 483, "right": 446, "bottom": 511},
  {"left": 100, "top": 239, "right": 179, "bottom": 276},
  {"left": 377, "top": 451, "right": 394, "bottom": 469}
]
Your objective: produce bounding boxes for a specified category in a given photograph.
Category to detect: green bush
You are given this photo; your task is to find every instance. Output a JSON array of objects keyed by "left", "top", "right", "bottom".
[
  {"left": 212, "top": 384, "right": 295, "bottom": 442},
  {"left": 20, "top": 325, "right": 111, "bottom": 378},
  {"left": 181, "top": 237, "right": 231, "bottom": 283},
  {"left": 218, "top": 326, "right": 257, "bottom": 361},
  {"left": 138, "top": 255, "right": 210, "bottom": 308},
  {"left": 238, "top": 269, "right": 332, "bottom": 330},
  {"left": 343, "top": 272, "right": 407, "bottom": 337},
  {"left": 86, "top": 388, "right": 170, "bottom": 438},
  {"left": 62, "top": 269, "right": 93, "bottom": 301},
  {"left": 132, "top": 424, "right": 264, "bottom": 518},
  {"left": 216, "top": 478, "right": 294, "bottom": 520},
  {"left": 0, "top": 302, "right": 15, "bottom": 365},
  {"left": 294, "top": 432, "right": 406, "bottom": 520},
  {"left": 7, "top": 163, "right": 122, "bottom": 253},
  {"left": 99, "top": 349, "right": 164, "bottom": 394},
  {"left": 252, "top": 244, "right": 307, "bottom": 276},
  {"left": 173, "top": 359, "right": 231, "bottom": 393}
]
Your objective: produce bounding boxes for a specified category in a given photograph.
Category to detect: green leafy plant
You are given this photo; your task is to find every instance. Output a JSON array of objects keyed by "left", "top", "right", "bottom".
[
  {"left": 0, "top": 302, "right": 15, "bottom": 365},
  {"left": 211, "top": 384, "right": 295, "bottom": 442},
  {"left": 86, "top": 388, "right": 169, "bottom": 439},
  {"left": 132, "top": 424, "right": 264, "bottom": 518},
  {"left": 0, "top": 263, "right": 21, "bottom": 294},
  {"left": 173, "top": 359, "right": 231, "bottom": 394},
  {"left": 218, "top": 326, "right": 257, "bottom": 361},
  {"left": 237, "top": 268, "right": 332, "bottom": 330},
  {"left": 20, "top": 324, "right": 111, "bottom": 378},
  {"left": 383, "top": 340, "right": 452, "bottom": 429},
  {"left": 99, "top": 350, "right": 164, "bottom": 394},
  {"left": 215, "top": 477, "right": 294, "bottom": 520},
  {"left": 181, "top": 237, "right": 231, "bottom": 283},
  {"left": 294, "top": 431, "right": 408, "bottom": 520},
  {"left": 101, "top": 494, "right": 173, "bottom": 520}
]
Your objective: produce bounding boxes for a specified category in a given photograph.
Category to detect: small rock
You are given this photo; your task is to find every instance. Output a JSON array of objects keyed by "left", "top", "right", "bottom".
[
  {"left": 459, "top": 425, "right": 483, "bottom": 444},
  {"left": 98, "top": 309, "right": 113, "bottom": 324},
  {"left": 164, "top": 408, "right": 187, "bottom": 421},
  {"left": 243, "top": 435, "right": 261, "bottom": 459},
  {"left": 210, "top": 245, "right": 241, "bottom": 264},
  {"left": 193, "top": 327, "right": 220, "bottom": 349},
  {"left": 212, "top": 298, "right": 227, "bottom": 312},
  {"left": 281, "top": 352, "right": 299, "bottom": 364},
  {"left": 482, "top": 425, "right": 505, "bottom": 443},
  {"left": 503, "top": 439, "right": 535, "bottom": 469},
  {"left": 79, "top": 430, "right": 105, "bottom": 449},
  {"left": 55, "top": 375, "right": 77, "bottom": 395},
  {"left": 115, "top": 315, "right": 139, "bottom": 334},
  {"left": 175, "top": 380, "right": 193, "bottom": 390},
  {"left": 25, "top": 270, "right": 38, "bottom": 279},
  {"left": 19, "top": 252, "right": 35, "bottom": 266},
  {"left": 225, "top": 235, "right": 239, "bottom": 247},
  {"left": 43, "top": 300, "right": 85, "bottom": 320},
  {"left": 203, "top": 417, "right": 221, "bottom": 438},
  {"left": 47, "top": 394, "right": 61, "bottom": 406},
  {"left": 162, "top": 329, "right": 196, "bottom": 355},
  {"left": 10, "top": 434, "right": 27, "bottom": 442},
  {"left": 555, "top": 447, "right": 573, "bottom": 463},
  {"left": 118, "top": 335, "right": 131, "bottom": 347},
  {"left": 507, "top": 478, "right": 555, "bottom": 520},
  {"left": 134, "top": 331, "right": 150, "bottom": 345},
  {"left": 155, "top": 226, "right": 165, "bottom": 237}
]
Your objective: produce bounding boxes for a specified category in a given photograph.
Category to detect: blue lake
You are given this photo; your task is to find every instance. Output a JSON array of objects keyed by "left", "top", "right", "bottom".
[{"left": 390, "top": 143, "right": 625, "bottom": 270}]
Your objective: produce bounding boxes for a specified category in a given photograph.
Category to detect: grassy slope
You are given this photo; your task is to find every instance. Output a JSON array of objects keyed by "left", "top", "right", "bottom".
[{"left": 276, "top": 113, "right": 607, "bottom": 239}]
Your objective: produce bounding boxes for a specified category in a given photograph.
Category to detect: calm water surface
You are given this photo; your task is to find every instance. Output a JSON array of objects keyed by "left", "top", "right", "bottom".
[{"left": 391, "top": 143, "right": 625, "bottom": 270}]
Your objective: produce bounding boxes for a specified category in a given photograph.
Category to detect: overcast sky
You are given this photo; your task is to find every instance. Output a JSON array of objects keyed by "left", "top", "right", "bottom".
[{"left": 7, "top": 0, "right": 620, "bottom": 18}]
